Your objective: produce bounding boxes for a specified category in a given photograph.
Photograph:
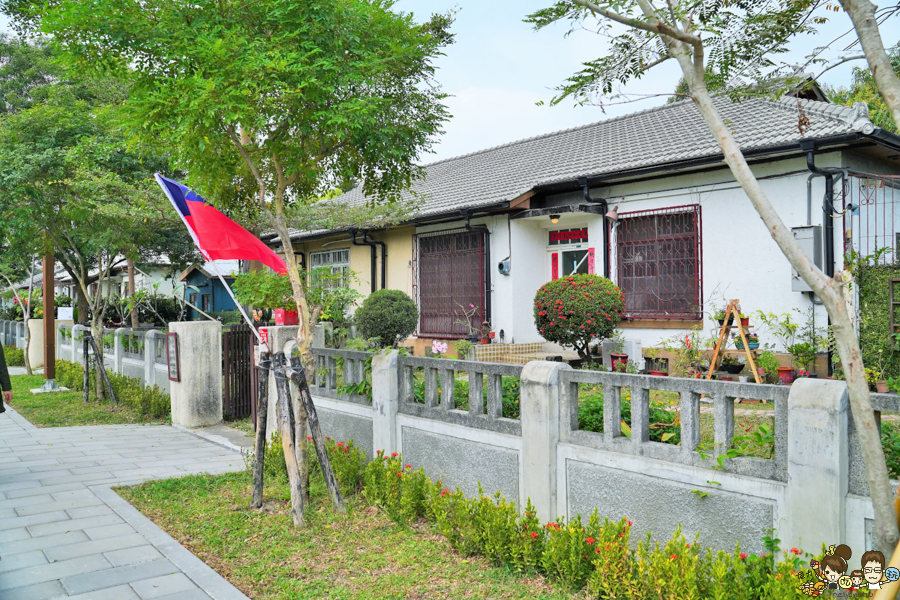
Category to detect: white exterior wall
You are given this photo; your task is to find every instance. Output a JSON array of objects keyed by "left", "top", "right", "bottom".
[{"left": 500, "top": 153, "right": 845, "bottom": 351}]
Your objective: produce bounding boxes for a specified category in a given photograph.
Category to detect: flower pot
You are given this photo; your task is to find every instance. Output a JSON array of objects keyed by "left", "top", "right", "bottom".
[
  {"left": 876, "top": 380, "right": 889, "bottom": 393},
  {"left": 777, "top": 366, "right": 795, "bottom": 385},
  {"left": 716, "top": 316, "right": 734, "bottom": 327},
  {"left": 489, "top": 331, "right": 496, "bottom": 339},
  {"left": 748, "top": 342, "right": 760, "bottom": 350},
  {"left": 480, "top": 336, "right": 490, "bottom": 345},
  {"left": 740, "top": 317, "right": 750, "bottom": 327},
  {"left": 610, "top": 352, "right": 628, "bottom": 372},
  {"left": 734, "top": 340, "right": 744, "bottom": 350},
  {"left": 650, "top": 370, "right": 667, "bottom": 376},
  {"left": 273, "top": 309, "right": 298, "bottom": 326},
  {"left": 721, "top": 363, "right": 745, "bottom": 374},
  {"left": 757, "top": 367, "right": 766, "bottom": 378},
  {"left": 467, "top": 334, "right": 479, "bottom": 344}
]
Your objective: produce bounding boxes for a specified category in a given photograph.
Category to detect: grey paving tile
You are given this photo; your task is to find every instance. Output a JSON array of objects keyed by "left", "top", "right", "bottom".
[
  {"left": 16, "top": 496, "right": 104, "bottom": 516},
  {"left": 130, "top": 573, "right": 198, "bottom": 599},
  {"left": 0, "top": 553, "right": 111, "bottom": 590},
  {"left": 29, "top": 461, "right": 98, "bottom": 473},
  {"left": 0, "top": 579, "right": 65, "bottom": 600},
  {"left": 0, "top": 549, "right": 48, "bottom": 573},
  {"left": 62, "top": 558, "right": 178, "bottom": 595},
  {"left": 65, "top": 583, "right": 142, "bottom": 599},
  {"left": 6, "top": 482, "right": 85, "bottom": 499},
  {"left": 0, "top": 480, "right": 43, "bottom": 493},
  {"left": 0, "top": 528, "right": 32, "bottom": 544},
  {"left": 39, "top": 472, "right": 114, "bottom": 487},
  {"left": 0, "top": 531, "right": 90, "bottom": 556},
  {"left": 156, "top": 589, "right": 213, "bottom": 600},
  {"left": 84, "top": 523, "right": 137, "bottom": 540},
  {"left": 0, "top": 511, "right": 69, "bottom": 532},
  {"left": 44, "top": 534, "right": 148, "bottom": 562},
  {"left": 27, "top": 513, "right": 123, "bottom": 537},
  {"left": 50, "top": 488, "right": 95, "bottom": 501},
  {"left": 105, "top": 544, "right": 164, "bottom": 567},
  {"left": 66, "top": 505, "right": 114, "bottom": 519},
  {"left": 0, "top": 494, "right": 53, "bottom": 511},
  {"left": 1, "top": 468, "right": 71, "bottom": 482}
]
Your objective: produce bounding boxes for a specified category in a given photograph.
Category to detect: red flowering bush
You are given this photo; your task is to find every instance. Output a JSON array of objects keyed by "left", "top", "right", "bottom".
[{"left": 533, "top": 274, "right": 625, "bottom": 360}]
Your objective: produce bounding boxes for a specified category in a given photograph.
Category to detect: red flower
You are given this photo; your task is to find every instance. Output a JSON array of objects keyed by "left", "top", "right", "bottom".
[
  {"left": 790, "top": 547, "right": 801, "bottom": 555},
  {"left": 686, "top": 544, "right": 690, "bottom": 549},
  {"left": 585, "top": 537, "right": 595, "bottom": 544},
  {"left": 670, "top": 554, "right": 678, "bottom": 560},
  {"left": 405, "top": 464, "right": 411, "bottom": 469},
  {"left": 596, "top": 547, "right": 602, "bottom": 553},
  {"left": 530, "top": 532, "right": 538, "bottom": 539},
  {"left": 325, "top": 436, "right": 331, "bottom": 440},
  {"left": 627, "top": 520, "right": 632, "bottom": 527},
  {"left": 307, "top": 436, "right": 313, "bottom": 440},
  {"left": 740, "top": 553, "right": 748, "bottom": 560},
  {"left": 440, "top": 488, "right": 449, "bottom": 496},
  {"left": 605, "top": 545, "right": 610, "bottom": 550},
  {"left": 396, "top": 472, "right": 403, "bottom": 477},
  {"left": 391, "top": 452, "right": 398, "bottom": 457}
]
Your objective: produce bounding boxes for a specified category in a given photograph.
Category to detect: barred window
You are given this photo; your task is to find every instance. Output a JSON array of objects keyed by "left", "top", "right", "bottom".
[
  {"left": 309, "top": 249, "right": 350, "bottom": 289},
  {"left": 616, "top": 205, "right": 702, "bottom": 319}
]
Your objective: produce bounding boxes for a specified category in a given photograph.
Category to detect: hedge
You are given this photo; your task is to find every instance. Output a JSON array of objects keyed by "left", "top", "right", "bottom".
[
  {"left": 858, "top": 264, "right": 900, "bottom": 380},
  {"left": 55, "top": 359, "right": 169, "bottom": 418},
  {"left": 3, "top": 345, "right": 25, "bottom": 367}
]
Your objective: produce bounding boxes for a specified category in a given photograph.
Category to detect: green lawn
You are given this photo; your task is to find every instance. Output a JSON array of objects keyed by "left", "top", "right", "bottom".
[
  {"left": 224, "top": 414, "right": 254, "bottom": 436},
  {"left": 7, "top": 374, "right": 169, "bottom": 428},
  {"left": 117, "top": 471, "right": 585, "bottom": 600}
]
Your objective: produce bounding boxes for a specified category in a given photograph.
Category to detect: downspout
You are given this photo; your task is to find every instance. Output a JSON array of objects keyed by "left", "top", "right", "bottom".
[
  {"left": 350, "top": 230, "right": 377, "bottom": 294},
  {"left": 578, "top": 178, "right": 611, "bottom": 279},
  {"left": 800, "top": 140, "right": 835, "bottom": 375},
  {"left": 362, "top": 232, "right": 386, "bottom": 291},
  {"left": 462, "top": 210, "right": 492, "bottom": 327}
]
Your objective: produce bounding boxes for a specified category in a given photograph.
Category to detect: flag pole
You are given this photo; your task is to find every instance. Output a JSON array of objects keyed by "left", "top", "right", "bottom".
[{"left": 205, "top": 259, "right": 266, "bottom": 347}]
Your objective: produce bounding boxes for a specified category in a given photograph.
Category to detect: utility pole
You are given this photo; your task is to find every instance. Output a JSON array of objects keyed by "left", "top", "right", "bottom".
[{"left": 40, "top": 251, "right": 59, "bottom": 391}]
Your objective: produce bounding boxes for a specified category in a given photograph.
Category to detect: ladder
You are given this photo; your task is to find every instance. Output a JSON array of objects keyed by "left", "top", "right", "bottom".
[{"left": 706, "top": 299, "right": 762, "bottom": 384}]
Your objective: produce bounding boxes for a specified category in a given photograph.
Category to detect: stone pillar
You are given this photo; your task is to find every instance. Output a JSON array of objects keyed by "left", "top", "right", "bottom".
[
  {"left": 313, "top": 323, "right": 327, "bottom": 348},
  {"left": 520, "top": 360, "right": 569, "bottom": 523},
  {"left": 73, "top": 325, "right": 85, "bottom": 364},
  {"left": 372, "top": 349, "right": 399, "bottom": 455},
  {"left": 785, "top": 378, "right": 849, "bottom": 552},
  {"left": 264, "top": 326, "right": 299, "bottom": 439},
  {"left": 113, "top": 329, "right": 126, "bottom": 375},
  {"left": 144, "top": 330, "right": 159, "bottom": 389},
  {"left": 169, "top": 321, "right": 223, "bottom": 428}
]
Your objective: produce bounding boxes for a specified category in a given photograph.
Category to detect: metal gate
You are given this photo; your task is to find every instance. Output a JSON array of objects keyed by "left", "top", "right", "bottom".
[{"left": 222, "top": 324, "right": 255, "bottom": 419}]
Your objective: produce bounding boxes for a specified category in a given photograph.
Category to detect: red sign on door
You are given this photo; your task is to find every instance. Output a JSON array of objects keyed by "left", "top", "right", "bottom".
[
  {"left": 549, "top": 229, "right": 588, "bottom": 243},
  {"left": 551, "top": 253, "right": 559, "bottom": 280},
  {"left": 587, "top": 248, "right": 595, "bottom": 274},
  {"left": 259, "top": 327, "right": 269, "bottom": 345}
]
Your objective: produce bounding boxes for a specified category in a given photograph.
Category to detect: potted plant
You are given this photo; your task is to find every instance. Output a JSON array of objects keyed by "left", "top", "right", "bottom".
[
  {"left": 720, "top": 354, "right": 745, "bottom": 374},
  {"left": 734, "top": 333, "right": 760, "bottom": 350},
  {"left": 644, "top": 346, "right": 667, "bottom": 376},
  {"left": 233, "top": 270, "right": 297, "bottom": 325},
  {"left": 714, "top": 310, "right": 734, "bottom": 327},
  {"left": 608, "top": 330, "right": 628, "bottom": 371},
  {"left": 867, "top": 367, "right": 888, "bottom": 393},
  {"left": 455, "top": 302, "right": 481, "bottom": 344},
  {"left": 479, "top": 320, "right": 492, "bottom": 345},
  {"left": 739, "top": 313, "right": 750, "bottom": 328}
]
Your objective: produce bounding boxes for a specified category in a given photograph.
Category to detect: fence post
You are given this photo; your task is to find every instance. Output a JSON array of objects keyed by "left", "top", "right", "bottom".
[
  {"left": 785, "top": 378, "right": 849, "bottom": 553},
  {"left": 371, "top": 349, "right": 399, "bottom": 456},
  {"left": 313, "top": 323, "right": 326, "bottom": 348},
  {"left": 520, "top": 360, "right": 569, "bottom": 523},
  {"left": 113, "top": 329, "right": 126, "bottom": 376},
  {"left": 144, "top": 330, "right": 159, "bottom": 389}
]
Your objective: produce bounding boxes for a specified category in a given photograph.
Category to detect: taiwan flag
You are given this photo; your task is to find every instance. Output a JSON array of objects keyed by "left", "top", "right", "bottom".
[{"left": 155, "top": 174, "right": 288, "bottom": 275}]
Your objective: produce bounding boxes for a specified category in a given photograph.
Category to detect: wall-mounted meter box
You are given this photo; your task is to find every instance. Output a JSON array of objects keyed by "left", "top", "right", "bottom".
[{"left": 791, "top": 225, "right": 822, "bottom": 292}]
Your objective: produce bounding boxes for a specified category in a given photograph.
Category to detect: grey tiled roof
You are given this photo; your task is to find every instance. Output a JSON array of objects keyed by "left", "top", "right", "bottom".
[{"left": 288, "top": 96, "right": 875, "bottom": 240}]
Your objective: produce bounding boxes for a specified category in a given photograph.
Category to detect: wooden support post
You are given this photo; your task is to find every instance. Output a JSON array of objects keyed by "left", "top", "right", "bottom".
[
  {"left": 251, "top": 352, "right": 271, "bottom": 509},
  {"left": 42, "top": 252, "right": 55, "bottom": 383},
  {"left": 289, "top": 353, "right": 310, "bottom": 506},
  {"left": 82, "top": 333, "right": 90, "bottom": 404},
  {"left": 273, "top": 352, "right": 306, "bottom": 527},
  {"left": 89, "top": 335, "right": 117, "bottom": 404},
  {"left": 287, "top": 365, "right": 346, "bottom": 515}
]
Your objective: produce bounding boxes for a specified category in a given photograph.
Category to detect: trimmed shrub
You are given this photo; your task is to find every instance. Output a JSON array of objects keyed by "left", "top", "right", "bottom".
[
  {"left": 533, "top": 274, "right": 625, "bottom": 360},
  {"left": 54, "top": 359, "right": 170, "bottom": 418},
  {"left": 3, "top": 345, "right": 25, "bottom": 367},
  {"left": 354, "top": 290, "right": 418, "bottom": 348}
]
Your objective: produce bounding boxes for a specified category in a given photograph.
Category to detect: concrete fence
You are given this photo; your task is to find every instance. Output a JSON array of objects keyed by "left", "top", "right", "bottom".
[
  {"left": 249, "top": 326, "right": 897, "bottom": 557},
  {"left": 1, "top": 319, "right": 27, "bottom": 350},
  {"left": 55, "top": 324, "right": 172, "bottom": 395}
]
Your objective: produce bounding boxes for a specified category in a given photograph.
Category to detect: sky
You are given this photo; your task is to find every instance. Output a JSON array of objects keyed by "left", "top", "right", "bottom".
[{"left": 392, "top": 0, "right": 900, "bottom": 164}]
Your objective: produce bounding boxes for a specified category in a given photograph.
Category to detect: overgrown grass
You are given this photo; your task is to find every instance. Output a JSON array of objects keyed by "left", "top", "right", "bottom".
[
  {"left": 8, "top": 374, "right": 169, "bottom": 427},
  {"left": 117, "top": 470, "right": 581, "bottom": 600},
  {"left": 224, "top": 414, "right": 254, "bottom": 436}
]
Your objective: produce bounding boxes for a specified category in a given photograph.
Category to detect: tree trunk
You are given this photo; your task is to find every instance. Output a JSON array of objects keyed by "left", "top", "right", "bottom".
[
  {"left": 23, "top": 258, "right": 36, "bottom": 376},
  {"left": 840, "top": 0, "right": 900, "bottom": 128},
  {"left": 127, "top": 257, "right": 138, "bottom": 329},
  {"left": 91, "top": 322, "right": 105, "bottom": 400},
  {"left": 290, "top": 353, "right": 310, "bottom": 506},
  {"left": 251, "top": 351, "right": 270, "bottom": 509},
  {"left": 273, "top": 351, "right": 306, "bottom": 527},
  {"left": 664, "top": 43, "right": 899, "bottom": 555}
]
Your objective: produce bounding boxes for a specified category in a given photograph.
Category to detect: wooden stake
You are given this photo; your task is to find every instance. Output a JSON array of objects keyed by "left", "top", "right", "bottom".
[
  {"left": 289, "top": 353, "right": 310, "bottom": 507},
  {"left": 286, "top": 365, "right": 346, "bottom": 515},
  {"left": 82, "top": 334, "right": 90, "bottom": 404},
  {"left": 251, "top": 352, "right": 270, "bottom": 509},
  {"left": 274, "top": 352, "right": 306, "bottom": 527}
]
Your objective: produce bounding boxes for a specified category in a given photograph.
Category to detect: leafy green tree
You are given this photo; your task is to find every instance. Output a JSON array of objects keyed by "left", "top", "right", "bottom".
[
  {"left": 25, "top": 0, "right": 453, "bottom": 376},
  {"left": 528, "top": 0, "right": 899, "bottom": 554},
  {"left": 829, "top": 45, "right": 900, "bottom": 133}
]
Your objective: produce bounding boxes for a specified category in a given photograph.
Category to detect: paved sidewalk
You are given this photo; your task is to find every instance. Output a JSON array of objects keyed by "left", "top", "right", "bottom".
[{"left": 0, "top": 406, "right": 251, "bottom": 599}]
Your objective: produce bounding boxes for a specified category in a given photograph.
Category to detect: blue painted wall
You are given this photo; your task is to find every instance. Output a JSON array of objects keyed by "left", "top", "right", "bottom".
[{"left": 182, "top": 270, "right": 237, "bottom": 319}]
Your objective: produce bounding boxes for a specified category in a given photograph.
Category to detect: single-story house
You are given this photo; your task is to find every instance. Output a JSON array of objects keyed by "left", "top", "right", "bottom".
[
  {"left": 179, "top": 260, "right": 239, "bottom": 319},
  {"left": 266, "top": 95, "right": 900, "bottom": 364}
]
